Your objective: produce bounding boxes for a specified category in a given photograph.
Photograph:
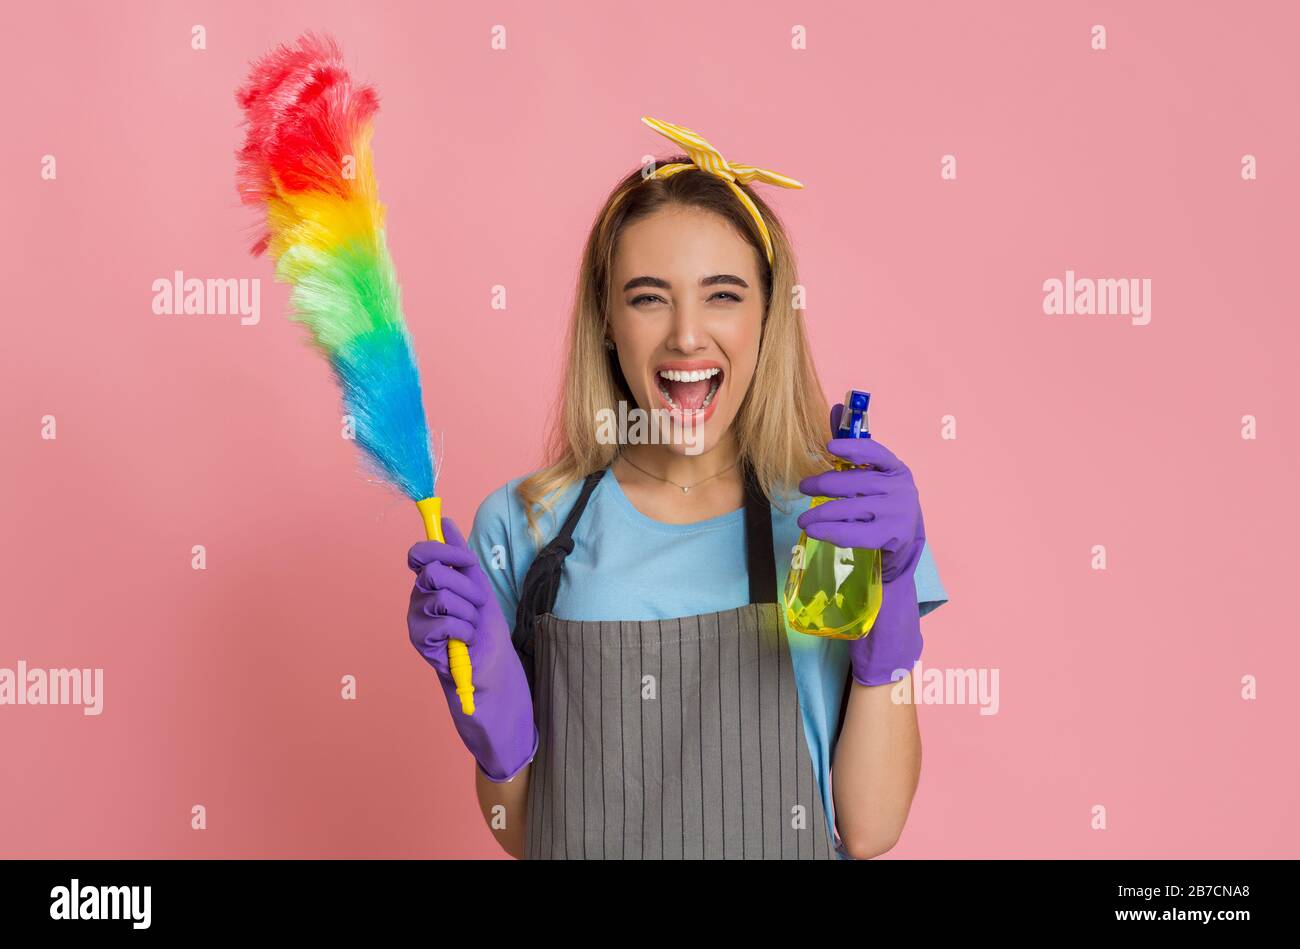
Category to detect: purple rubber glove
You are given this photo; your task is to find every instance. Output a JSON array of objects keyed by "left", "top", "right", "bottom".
[
  {"left": 407, "top": 518, "right": 538, "bottom": 782},
  {"left": 796, "top": 404, "right": 928, "bottom": 687}
]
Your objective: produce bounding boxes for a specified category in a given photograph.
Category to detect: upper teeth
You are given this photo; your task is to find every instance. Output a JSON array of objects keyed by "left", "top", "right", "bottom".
[{"left": 658, "top": 368, "right": 721, "bottom": 382}]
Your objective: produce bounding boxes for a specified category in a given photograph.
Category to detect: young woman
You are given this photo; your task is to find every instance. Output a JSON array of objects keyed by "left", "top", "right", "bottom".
[{"left": 405, "top": 118, "right": 948, "bottom": 860}]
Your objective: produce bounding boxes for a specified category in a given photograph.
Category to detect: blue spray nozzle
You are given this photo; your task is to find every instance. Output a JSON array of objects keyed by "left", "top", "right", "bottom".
[{"left": 836, "top": 389, "right": 871, "bottom": 439}]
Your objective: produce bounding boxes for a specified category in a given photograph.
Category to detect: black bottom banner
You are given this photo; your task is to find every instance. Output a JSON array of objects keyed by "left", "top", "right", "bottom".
[{"left": 0, "top": 857, "right": 1284, "bottom": 936}]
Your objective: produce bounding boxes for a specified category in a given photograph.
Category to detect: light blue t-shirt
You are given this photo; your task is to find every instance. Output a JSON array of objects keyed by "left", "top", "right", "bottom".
[{"left": 468, "top": 467, "right": 950, "bottom": 856}]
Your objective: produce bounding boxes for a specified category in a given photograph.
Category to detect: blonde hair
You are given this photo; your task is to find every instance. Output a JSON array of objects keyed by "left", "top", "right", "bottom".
[{"left": 517, "top": 155, "right": 834, "bottom": 542}]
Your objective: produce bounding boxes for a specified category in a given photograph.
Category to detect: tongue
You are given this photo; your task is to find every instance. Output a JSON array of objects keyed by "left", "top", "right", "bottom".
[{"left": 666, "top": 378, "right": 711, "bottom": 410}]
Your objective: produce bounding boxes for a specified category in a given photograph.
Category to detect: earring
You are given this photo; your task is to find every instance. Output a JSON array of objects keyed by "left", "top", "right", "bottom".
[{"left": 604, "top": 337, "right": 615, "bottom": 350}]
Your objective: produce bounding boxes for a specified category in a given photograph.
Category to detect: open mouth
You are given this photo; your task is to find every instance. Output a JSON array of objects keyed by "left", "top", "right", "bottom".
[{"left": 654, "top": 365, "right": 723, "bottom": 414}]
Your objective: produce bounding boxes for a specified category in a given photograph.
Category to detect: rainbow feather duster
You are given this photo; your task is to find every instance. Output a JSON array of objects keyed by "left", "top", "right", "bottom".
[
  {"left": 236, "top": 33, "right": 475, "bottom": 714},
  {"left": 235, "top": 32, "right": 433, "bottom": 500}
]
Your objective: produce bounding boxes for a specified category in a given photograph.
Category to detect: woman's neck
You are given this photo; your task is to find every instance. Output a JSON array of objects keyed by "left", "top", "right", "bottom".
[{"left": 612, "top": 440, "right": 746, "bottom": 525}]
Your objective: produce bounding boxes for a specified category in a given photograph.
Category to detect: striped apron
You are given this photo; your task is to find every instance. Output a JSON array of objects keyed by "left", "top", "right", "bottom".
[{"left": 512, "top": 465, "right": 839, "bottom": 860}]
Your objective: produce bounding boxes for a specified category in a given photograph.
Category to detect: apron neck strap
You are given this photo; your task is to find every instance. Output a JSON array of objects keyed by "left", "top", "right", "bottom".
[
  {"left": 510, "top": 467, "right": 605, "bottom": 689},
  {"left": 741, "top": 460, "right": 777, "bottom": 604},
  {"left": 553, "top": 467, "right": 606, "bottom": 552}
]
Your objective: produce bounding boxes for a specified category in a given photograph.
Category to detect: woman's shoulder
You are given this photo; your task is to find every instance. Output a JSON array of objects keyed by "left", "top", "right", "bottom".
[
  {"left": 470, "top": 468, "right": 592, "bottom": 550},
  {"left": 473, "top": 473, "right": 527, "bottom": 524},
  {"left": 470, "top": 471, "right": 533, "bottom": 545}
]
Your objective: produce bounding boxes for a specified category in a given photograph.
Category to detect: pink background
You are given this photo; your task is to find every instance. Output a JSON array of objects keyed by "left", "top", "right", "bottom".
[{"left": 2, "top": 1, "right": 1297, "bottom": 858}]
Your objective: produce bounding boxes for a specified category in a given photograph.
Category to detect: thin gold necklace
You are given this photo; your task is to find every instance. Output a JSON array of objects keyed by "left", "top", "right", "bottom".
[{"left": 617, "top": 452, "right": 740, "bottom": 494}]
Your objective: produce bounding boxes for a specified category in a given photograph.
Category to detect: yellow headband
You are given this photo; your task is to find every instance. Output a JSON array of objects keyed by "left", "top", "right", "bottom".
[{"left": 625, "top": 116, "right": 804, "bottom": 266}]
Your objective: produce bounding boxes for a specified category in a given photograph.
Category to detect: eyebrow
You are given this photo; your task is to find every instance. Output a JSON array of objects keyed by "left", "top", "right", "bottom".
[{"left": 622, "top": 274, "right": 750, "bottom": 292}]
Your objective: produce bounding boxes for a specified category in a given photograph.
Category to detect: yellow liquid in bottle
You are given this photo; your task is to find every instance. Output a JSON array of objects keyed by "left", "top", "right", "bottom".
[{"left": 783, "top": 459, "right": 883, "bottom": 639}]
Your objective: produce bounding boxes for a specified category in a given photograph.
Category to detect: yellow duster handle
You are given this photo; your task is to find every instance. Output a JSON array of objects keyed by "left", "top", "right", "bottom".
[{"left": 416, "top": 496, "right": 476, "bottom": 716}]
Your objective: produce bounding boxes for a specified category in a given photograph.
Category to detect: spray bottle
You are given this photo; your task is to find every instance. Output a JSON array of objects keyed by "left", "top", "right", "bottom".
[{"left": 783, "top": 390, "right": 883, "bottom": 639}]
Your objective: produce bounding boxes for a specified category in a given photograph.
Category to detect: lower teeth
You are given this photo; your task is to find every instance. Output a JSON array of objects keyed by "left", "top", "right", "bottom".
[{"left": 657, "top": 377, "right": 721, "bottom": 412}]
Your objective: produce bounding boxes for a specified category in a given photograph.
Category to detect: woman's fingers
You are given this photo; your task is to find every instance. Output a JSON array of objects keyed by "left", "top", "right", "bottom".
[
  {"left": 421, "top": 614, "right": 477, "bottom": 644},
  {"left": 407, "top": 604, "right": 478, "bottom": 649},
  {"left": 407, "top": 516, "right": 492, "bottom": 589},
  {"left": 442, "top": 517, "right": 493, "bottom": 585},
  {"left": 409, "top": 617, "right": 478, "bottom": 668},
  {"left": 799, "top": 467, "right": 897, "bottom": 500},
  {"left": 438, "top": 517, "right": 470, "bottom": 550},
  {"left": 797, "top": 496, "right": 879, "bottom": 527},
  {"left": 803, "top": 517, "right": 906, "bottom": 553},
  {"left": 798, "top": 498, "right": 915, "bottom": 552},
  {"left": 416, "top": 586, "right": 479, "bottom": 624},
  {"left": 414, "top": 560, "right": 487, "bottom": 606},
  {"left": 826, "top": 435, "right": 904, "bottom": 470},
  {"left": 408, "top": 538, "right": 478, "bottom": 572}
]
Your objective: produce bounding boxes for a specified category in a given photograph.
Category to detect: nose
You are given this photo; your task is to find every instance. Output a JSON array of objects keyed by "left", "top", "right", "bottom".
[{"left": 664, "top": 298, "right": 708, "bottom": 354}]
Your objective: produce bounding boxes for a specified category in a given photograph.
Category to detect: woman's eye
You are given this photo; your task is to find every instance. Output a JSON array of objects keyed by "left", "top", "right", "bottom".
[{"left": 629, "top": 292, "right": 741, "bottom": 306}]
